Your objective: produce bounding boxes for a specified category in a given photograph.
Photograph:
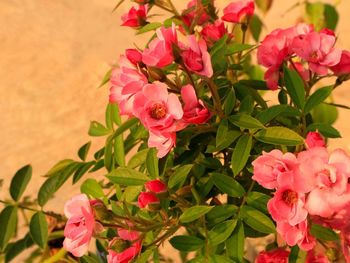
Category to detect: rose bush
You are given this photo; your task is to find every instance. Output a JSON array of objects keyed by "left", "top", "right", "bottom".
[{"left": 1, "top": 0, "right": 350, "bottom": 262}]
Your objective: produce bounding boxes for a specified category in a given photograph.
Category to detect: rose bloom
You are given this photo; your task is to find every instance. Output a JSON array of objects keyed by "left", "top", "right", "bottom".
[
  {"left": 63, "top": 194, "right": 104, "bottom": 257},
  {"left": 145, "top": 180, "right": 167, "bottom": 193},
  {"left": 331, "top": 50, "right": 350, "bottom": 75},
  {"left": 200, "top": 20, "right": 227, "bottom": 47},
  {"left": 255, "top": 249, "right": 289, "bottom": 263},
  {"left": 121, "top": 4, "right": 148, "bottom": 27},
  {"left": 148, "top": 132, "right": 176, "bottom": 158},
  {"left": 222, "top": 0, "right": 254, "bottom": 23}
]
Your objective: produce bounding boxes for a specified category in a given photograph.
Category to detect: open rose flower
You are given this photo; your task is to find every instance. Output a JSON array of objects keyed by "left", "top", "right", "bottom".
[
  {"left": 121, "top": 4, "right": 148, "bottom": 27},
  {"left": 181, "top": 35, "right": 213, "bottom": 77},
  {"left": 255, "top": 249, "right": 289, "bottom": 263},
  {"left": 107, "top": 227, "right": 141, "bottom": 263},
  {"left": 181, "top": 84, "right": 211, "bottom": 124},
  {"left": 222, "top": 0, "right": 254, "bottom": 23},
  {"left": 63, "top": 194, "right": 103, "bottom": 257},
  {"left": 148, "top": 132, "right": 176, "bottom": 158}
]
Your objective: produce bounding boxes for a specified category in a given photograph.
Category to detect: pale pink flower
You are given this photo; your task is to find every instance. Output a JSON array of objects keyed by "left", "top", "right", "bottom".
[
  {"left": 145, "top": 180, "right": 167, "bottom": 193},
  {"left": 121, "top": 4, "right": 148, "bottom": 28},
  {"left": 252, "top": 149, "right": 298, "bottom": 189},
  {"left": 107, "top": 228, "right": 140, "bottom": 263},
  {"left": 133, "top": 83, "right": 183, "bottom": 135},
  {"left": 142, "top": 24, "right": 178, "bottom": 68},
  {"left": 138, "top": 191, "right": 160, "bottom": 208},
  {"left": 181, "top": 84, "right": 211, "bottom": 124},
  {"left": 222, "top": 0, "right": 254, "bottom": 23},
  {"left": 181, "top": 35, "right": 213, "bottom": 77},
  {"left": 200, "top": 20, "right": 228, "bottom": 47},
  {"left": 305, "top": 131, "right": 325, "bottom": 148},
  {"left": 148, "top": 132, "right": 176, "bottom": 158},
  {"left": 182, "top": 0, "right": 211, "bottom": 28},
  {"left": 331, "top": 50, "right": 350, "bottom": 75},
  {"left": 291, "top": 31, "right": 342, "bottom": 75},
  {"left": 63, "top": 194, "right": 101, "bottom": 257},
  {"left": 255, "top": 249, "right": 289, "bottom": 263}
]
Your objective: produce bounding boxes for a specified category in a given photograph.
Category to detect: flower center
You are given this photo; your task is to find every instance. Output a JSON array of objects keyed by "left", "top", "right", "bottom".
[
  {"left": 282, "top": 190, "right": 298, "bottom": 206},
  {"left": 150, "top": 103, "right": 167, "bottom": 119},
  {"left": 312, "top": 50, "right": 318, "bottom": 60}
]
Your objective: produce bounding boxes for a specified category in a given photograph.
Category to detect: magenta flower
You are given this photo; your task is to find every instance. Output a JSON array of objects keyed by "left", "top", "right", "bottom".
[
  {"left": 305, "top": 131, "right": 325, "bottom": 149},
  {"left": 138, "top": 191, "right": 160, "bottom": 208},
  {"left": 145, "top": 180, "right": 167, "bottom": 193},
  {"left": 121, "top": 4, "right": 148, "bottom": 28},
  {"left": 222, "top": 0, "right": 254, "bottom": 23},
  {"left": 182, "top": 0, "right": 211, "bottom": 28},
  {"left": 255, "top": 249, "right": 289, "bottom": 263},
  {"left": 148, "top": 132, "right": 176, "bottom": 158},
  {"left": 200, "top": 20, "right": 228, "bottom": 47},
  {"left": 331, "top": 50, "right": 350, "bottom": 75},
  {"left": 181, "top": 35, "right": 213, "bottom": 77},
  {"left": 125, "top": 49, "right": 143, "bottom": 65}
]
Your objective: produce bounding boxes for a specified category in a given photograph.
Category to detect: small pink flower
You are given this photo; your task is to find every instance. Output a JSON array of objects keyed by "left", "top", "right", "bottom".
[
  {"left": 125, "top": 49, "right": 143, "bottom": 65},
  {"left": 200, "top": 20, "right": 228, "bottom": 47},
  {"left": 181, "top": 84, "right": 211, "bottom": 124},
  {"left": 148, "top": 132, "right": 176, "bottom": 158},
  {"left": 291, "top": 31, "right": 342, "bottom": 75},
  {"left": 255, "top": 249, "right": 289, "bottom": 263},
  {"left": 252, "top": 149, "right": 298, "bottom": 189},
  {"left": 142, "top": 24, "right": 178, "bottom": 68},
  {"left": 306, "top": 250, "right": 330, "bottom": 263},
  {"left": 182, "top": 0, "right": 211, "bottom": 28},
  {"left": 63, "top": 194, "right": 100, "bottom": 257},
  {"left": 121, "top": 4, "right": 148, "bottom": 28},
  {"left": 268, "top": 186, "right": 308, "bottom": 226},
  {"left": 181, "top": 35, "right": 213, "bottom": 77},
  {"left": 305, "top": 131, "right": 325, "bottom": 148},
  {"left": 331, "top": 50, "right": 350, "bottom": 75},
  {"left": 145, "top": 180, "right": 167, "bottom": 193},
  {"left": 133, "top": 83, "right": 183, "bottom": 135},
  {"left": 277, "top": 219, "right": 316, "bottom": 251},
  {"left": 222, "top": 0, "right": 254, "bottom": 23},
  {"left": 138, "top": 192, "right": 160, "bottom": 208},
  {"left": 107, "top": 228, "right": 140, "bottom": 263}
]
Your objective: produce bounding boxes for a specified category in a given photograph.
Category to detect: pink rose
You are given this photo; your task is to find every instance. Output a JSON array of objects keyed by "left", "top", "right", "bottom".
[
  {"left": 255, "top": 249, "right": 289, "bottom": 263},
  {"left": 182, "top": 0, "right": 211, "bottom": 28},
  {"left": 107, "top": 227, "right": 141, "bottom": 263},
  {"left": 181, "top": 84, "right": 211, "bottom": 124},
  {"left": 148, "top": 132, "right": 176, "bottom": 158},
  {"left": 133, "top": 83, "right": 183, "bottom": 135},
  {"left": 252, "top": 149, "right": 298, "bottom": 189},
  {"left": 145, "top": 180, "right": 167, "bottom": 193},
  {"left": 305, "top": 131, "right": 325, "bottom": 148},
  {"left": 200, "top": 20, "right": 228, "bottom": 47},
  {"left": 181, "top": 35, "right": 213, "bottom": 77},
  {"left": 125, "top": 49, "right": 143, "bottom": 65},
  {"left": 63, "top": 194, "right": 102, "bottom": 257},
  {"left": 330, "top": 50, "right": 350, "bottom": 75},
  {"left": 121, "top": 4, "right": 148, "bottom": 28},
  {"left": 291, "top": 31, "right": 342, "bottom": 75},
  {"left": 277, "top": 220, "right": 316, "bottom": 251},
  {"left": 138, "top": 191, "right": 160, "bottom": 208},
  {"left": 222, "top": 0, "right": 254, "bottom": 23},
  {"left": 306, "top": 250, "right": 330, "bottom": 263},
  {"left": 142, "top": 24, "right": 178, "bottom": 68}
]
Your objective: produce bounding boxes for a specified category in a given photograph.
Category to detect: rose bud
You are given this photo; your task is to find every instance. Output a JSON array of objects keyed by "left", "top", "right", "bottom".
[
  {"left": 138, "top": 191, "right": 161, "bottom": 211},
  {"left": 145, "top": 180, "right": 168, "bottom": 198},
  {"left": 305, "top": 131, "right": 326, "bottom": 149},
  {"left": 146, "top": 66, "right": 166, "bottom": 81}
]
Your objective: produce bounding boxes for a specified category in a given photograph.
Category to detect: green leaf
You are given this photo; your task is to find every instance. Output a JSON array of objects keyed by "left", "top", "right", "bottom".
[
  {"left": 304, "top": 86, "right": 333, "bottom": 113},
  {"left": 169, "top": 235, "right": 204, "bottom": 252},
  {"left": 146, "top": 148, "right": 159, "bottom": 179},
  {"left": 29, "top": 212, "right": 48, "bottom": 249},
  {"left": 310, "top": 224, "right": 340, "bottom": 241},
  {"left": 240, "top": 205, "right": 276, "bottom": 234},
  {"left": 208, "top": 255, "right": 235, "bottom": 263},
  {"left": 104, "top": 135, "right": 114, "bottom": 172},
  {"left": 180, "top": 206, "right": 214, "bottom": 223},
  {"left": 254, "top": 126, "right": 304, "bottom": 146},
  {"left": 224, "top": 89, "right": 236, "bottom": 116},
  {"left": 311, "top": 101, "right": 338, "bottom": 125},
  {"left": 211, "top": 173, "right": 245, "bottom": 197},
  {"left": 133, "top": 249, "right": 153, "bottom": 263},
  {"left": 46, "top": 159, "right": 74, "bottom": 177},
  {"left": 78, "top": 141, "right": 91, "bottom": 161},
  {"left": 256, "top": 104, "right": 301, "bottom": 124},
  {"left": 249, "top": 15, "right": 263, "bottom": 42},
  {"left": 226, "top": 220, "right": 245, "bottom": 263},
  {"left": 237, "top": 80, "right": 269, "bottom": 90},
  {"left": 216, "top": 120, "right": 241, "bottom": 150},
  {"left": 111, "top": 117, "right": 139, "bottom": 140},
  {"left": 229, "top": 113, "right": 265, "bottom": 129},
  {"left": 210, "top": 34, "right": 228, "bottom": 56},
  {"left": 5, "top": 234, "right": 33, "bottom": 263},
  {"left": 37, "top": 176, "right": 59, "bottom": 207},
  {"left": 208, "top": 219, "right": 237, "bottom": 246},
  {"left": 231, "top": 135, "right": 252, "bottom": 176},
  {"left": 324, "top": 4, "right": 338, "bottom": 31},
  {"left": 307, "top": 123, "right": 341, "bottom": 138},
  {"left": 81, "top": 179, "right": 104, "bottom": 198},
  {"left": 88, "top": 121, "right": 111, "bottom": 136},
  {"left": 10, "top": 165, "right": 32, "bottom": 202},
  {"left": 239, "top": 95, "right": 254, "bottom": 114},
  {"left": 206, "top": 205, "right": 238, "bottom": 225},
  {"left": 247, "top": 191, "right": 270, "bottom": 214},
  {"left": 122, "top": 185, "right": 143, "bottom": 202},
  {"left": 98, "top": 67, "right": 113, "bottom": 88},
  {"left": 225, "top": 44, "right": 254, "bottom": 55},
  {"left": 137, "top": 22, "right": 162, "bottom": 35},
  {"left": 289, "top": 246, "right": 307, "bottom": 263},
  {"left": 305, "top": 2, "right": 325, "bottom": 30},
  {"left": 107, "top": 167, "right": 150, "bottom": 186},
  {"left": 72, "top": 161, "right": 96, "bottom": 184},
  {"left": 127, "top": 149, "right": 149, "bottom": 169},
  {"left": 0, "top": 206, "right": 17, "bottom": 251},
  {"left": 80, "top": 255, "right": 100, "bottom": 263},
  {"left": 168, "top": 164, "right": 193, "bottom": 190},
  {"left": 284, "top": 67, "right": 306, "bottom": 109}
]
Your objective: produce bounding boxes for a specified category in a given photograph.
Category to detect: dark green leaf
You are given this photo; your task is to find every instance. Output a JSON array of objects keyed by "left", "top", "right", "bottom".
[
  {"left": 5, "top": 234, "right": 33, "bottom": 263},
  {"left": 29, "top": 212, "right": 48, "bottom": 249},
  {"left": 168, "top": 164, "right": 193, "bottom": 190},
  {"left": 206, "top": 205, "right": 238, "bottom": 225},
  {"left": 307, "top": 123, "right": 341, "bottom": 138},
  {"left": 78, "top": 141, "right": 91, "bottom": 161},
  {"left": 210, "top": 34, "right": 228, "bottom": 56},
  {"left": 240, "top": 205, "right": 276, "bottom": 234},
  {"left": 232, "top": 135, "right": 252, "bottom": 176},
  {"left": 254, "top": 126, "right": 304, "bottom": 146},
  {"left": 46, "top": 159, "right": 74, "bottom": 177},
  {"left": 226, "top": 220, "right": 245, "bottom": 262},
  {"left": 169, "top": 235, "right": 204, "bottom": 252},
  {"left": 224, "top": 89, "right": 236, "bottom": 116},
  {"left": 137, "top": 22, "right": 162, "bottom": 35},
  {"left": 247, "top": 191, "right": 270, "bottom": 214},
  {"left": 146, "top": 148, "right": 159, "bottom": 179},
  {"left": 180, "top": 206, "right": 214, "bottom": 223},
  {"left": 304, "top": 86, "right": 333, "bottom": 113},
  {"left": 229, "top": 113, "right": 264, "bottom": 129},
  {"left": 98, "top": 68, "right": 113, "bottom": 88},
  {"left": 38, "top": 176, "right": 59, "bottom": 207},
  {"left": 0, "top": 206, "right": 17, "bottom": 251},
  {"left": 324, "top": 4, "right": 338, "bottom": 30},
  {"left": 104, "top": 135, "right": 114, "bottom": 172},
  {"left": 289, "top": 246, "right": 307, "bottom": 263},
  {"left": 212, "top": 173, "right": 245, "bottom": 197},
  {"left": 310, "top": 224, "right": 340, "bottom": 241},
  {"left": 284, "top": 67, "right": 306, "bottom": 109},
  {"left": 256, "top": 105, "right": 301, "bottom": 124},
  {"left": 249, "top": 15, "right": 263, "bottom": 42},
  {"left": 107, "top": 167, "right": 150, "bottom": 186},
  {"left": 239, "top": 95, "right": 254, "bottom": 114},
  {"left": 81, "top": 179, "right": 104, "bottom": 198},
  {"left": 208, "top": 219, "right": 237, "bottom": 246},
  {"left": 80, "top": 255, "right": 100, "bottom": 263},
  {"left": 72, "top": 161, "right": 96, "bottom": 184},
  {"left": 10, "top": 165, "right": 32, "bottom": 202},
  {"left": 88, "top": 121, "right": 111, "bottom": 136}
]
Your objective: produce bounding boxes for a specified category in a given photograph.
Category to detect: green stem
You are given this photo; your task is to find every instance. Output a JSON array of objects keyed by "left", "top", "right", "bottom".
[
  {"left": 238, "top": 181, "right": 255, "bottom": 214},
  {"left": 204, "top": 77, "right": 225, "bottom": 118}
]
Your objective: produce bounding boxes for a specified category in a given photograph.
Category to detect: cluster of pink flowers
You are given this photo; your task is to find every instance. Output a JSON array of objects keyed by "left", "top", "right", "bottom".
[
  {"left": 253, "top": 131, "right": 350, "bottom": 257},
  {"left": 138, "top": 179, "right": 167, "bottom": 209},
  {"left": 257, "top": 24, "right": 350, "bottom": 90}
]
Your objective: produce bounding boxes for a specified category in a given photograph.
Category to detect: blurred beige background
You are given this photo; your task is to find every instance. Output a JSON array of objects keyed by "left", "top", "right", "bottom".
[{"left": 0, "top": 0, "right": 349, "bottom": 261}]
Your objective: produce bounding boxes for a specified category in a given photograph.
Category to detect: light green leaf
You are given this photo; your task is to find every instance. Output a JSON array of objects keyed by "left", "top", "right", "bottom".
[
  {"left": 284, "top": 67, "right": 306, "bottom": 109},
  {"left": 206, "top": 205, "right": 238, "bottom": 226},
  {"left": 225, "top": 44, "right": 255, "bottom": 55},
  {"left": 127, "top": 149, "right": 149, "bottom": 169},
  {"left": 304, "top": 86, "right": 333, "bottom": 113},
  {"left": 168, "top": 164, "right": 193, "bottom": 190},
  {"left": 240, "top": 205, "right": 276, "bottom": 234},
  {"left": 29, "top": 212, "right": 48, "bottom": 249},
  {"left": 137, "top": 22, "right": 162, "bottom": 35},
  {"left": 180, "top": 206, "right": 214, "bottom": 223},
  {"left": 88, "top": 121, "right": 111, "bottom": 137},
  {"left": 247, "top": 191, "right": 270, "bottom": 214},
  {"left": 107, "top": 167, "right": 150, "bottom": 186},
  {"left": 208, "top": 219, "right": 237, "bottom": 246},
  {"left": 146, "top": 148, "right": 159, "bottom": 179},
  {"left": 256, "top": 104, "right": 301, "bottom": 124},
  {"left": 224, "top": 89, "right": 236, "bottom": 116},
  {"left": 229, "top": 113, "right": 265, "bottom": 129},
  {"left": 10, "top": 165, "right": 32, "bottom": 202},
  {"left": 231, "top": 135, "right": 252, "bottom": 175},
  {"left": 81, "top": 179, "right": 104, "bottom": 198},
  {"left": 254, "top": 126, "right": 304, "bottom": 146}
]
